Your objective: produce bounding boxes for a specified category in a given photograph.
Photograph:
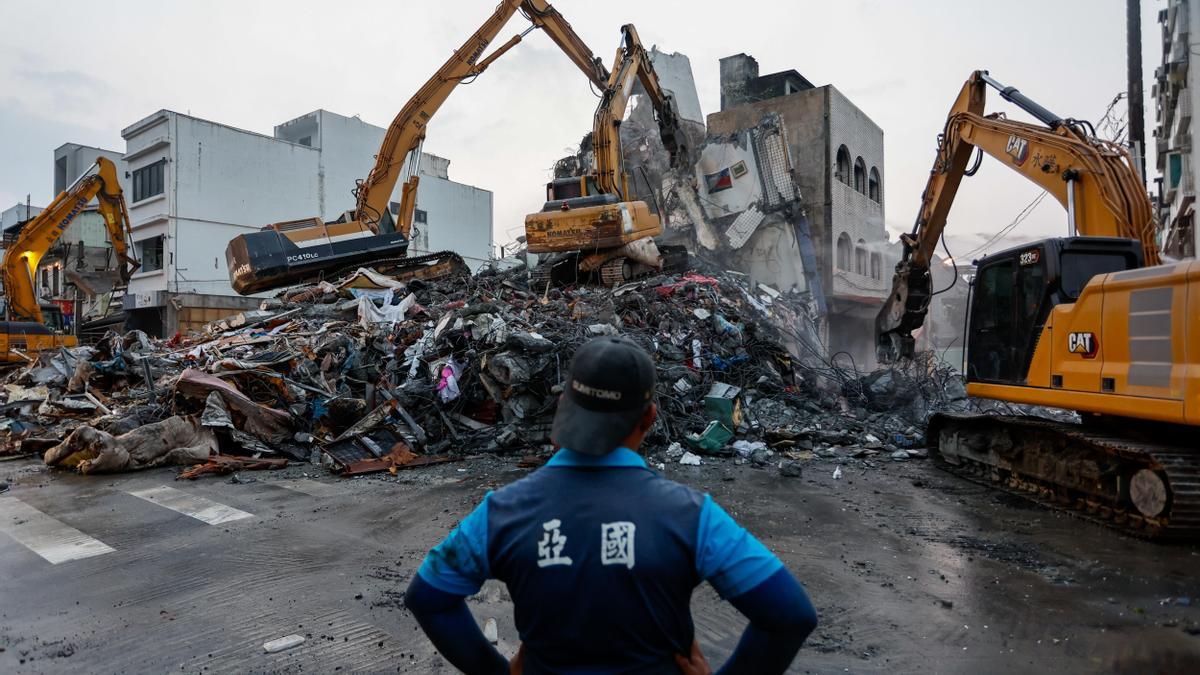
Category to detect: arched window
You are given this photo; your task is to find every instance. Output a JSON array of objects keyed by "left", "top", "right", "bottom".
[
  {"left": 869, "top": 167, "right": 881, "bottom": 203},
  {"left": 853, "top": 157, "right": 867, "bottom": 194},
  {"left": 855, "top": 240, "right": 868, "bottom": 275},
  {"left": 870, "top": 252, "right": 882, "bottom": 280},
  {"left": 836, "top": 232, "right": 852, "bottom": 270},
  {"left": 836, "top": 146, "right": 851, "bottom": 185}
]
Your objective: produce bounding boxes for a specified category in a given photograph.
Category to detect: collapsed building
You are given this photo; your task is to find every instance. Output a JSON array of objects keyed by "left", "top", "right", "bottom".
[{"left": 586, "top": 50, "right": 896, "bottom": 365}]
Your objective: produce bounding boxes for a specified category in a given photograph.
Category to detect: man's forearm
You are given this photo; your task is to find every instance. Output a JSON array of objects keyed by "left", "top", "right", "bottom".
[
  {"left": 718, "top": 568, "right": 817, "bottom": 675},
  {"left": 405, "top": 574, "right": 508, "bottom": 674}
]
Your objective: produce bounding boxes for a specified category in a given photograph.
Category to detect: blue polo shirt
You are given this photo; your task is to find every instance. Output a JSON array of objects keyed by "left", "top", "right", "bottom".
[{"left": 418, "top": 447, "right": 783, "bottom": 673}]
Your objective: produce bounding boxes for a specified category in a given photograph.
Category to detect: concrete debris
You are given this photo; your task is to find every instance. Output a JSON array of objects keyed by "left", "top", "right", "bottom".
[
  {"left": 1, "top": 254, "right": 982, "bottom": 482},
  {"left": 263, "top": 634, "right": 305, "bottom": 654},
  {"left": 482, "top": 617, "right": 499, "bottom": 645},
  {"left": 44, "top": 416, "right": 217, "bottom": 474}
]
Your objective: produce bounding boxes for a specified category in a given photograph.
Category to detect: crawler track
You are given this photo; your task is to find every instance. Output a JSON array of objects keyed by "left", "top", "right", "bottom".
[
  {"left": 281, "top": 250, "right": 469, "bottom": 298},
  {"left": 928, "top": 412, "right": 1200, "bottom": 541},
  {"left": 532, "top": 245, "right": 690, "bottom": 289}
]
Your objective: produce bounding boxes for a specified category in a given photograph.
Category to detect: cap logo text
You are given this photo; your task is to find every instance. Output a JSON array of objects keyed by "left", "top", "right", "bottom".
[{"left": 572, "top": 380, "right": 622, "bottom": 400}]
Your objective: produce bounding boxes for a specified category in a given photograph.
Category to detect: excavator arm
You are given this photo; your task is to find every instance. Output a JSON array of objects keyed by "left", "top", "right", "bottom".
[
  {"left": 3, "top": 157, "right": 138, "bottom": 324},
  {"left": 591, "top": 24, "right": 687, "bottom": 198},
  {"left": 875, "top": 70, "right": 1158, "bottom": 362},
  {"left": 354, "top": 0, "right": 611, "bottom": 238}
]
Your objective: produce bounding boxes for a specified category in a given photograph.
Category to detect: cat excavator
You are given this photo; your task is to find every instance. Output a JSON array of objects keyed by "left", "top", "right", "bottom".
[
  {"left": 877, "top": 70, "right": 1200, "bottom": 540},
  {"left": 0, "top": 157, "right": 139, "bottom": 362},
  {"left": 226, "top": 0, "right": 686, "bottom": 294}
]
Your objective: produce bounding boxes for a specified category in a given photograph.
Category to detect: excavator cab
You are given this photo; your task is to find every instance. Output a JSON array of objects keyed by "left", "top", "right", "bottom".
[
  {"left": 40, "top": 303, "right": 69, "bottom": 334},
  {"left": 966, "top": 237, "right": 1142, "bottom": 385}
]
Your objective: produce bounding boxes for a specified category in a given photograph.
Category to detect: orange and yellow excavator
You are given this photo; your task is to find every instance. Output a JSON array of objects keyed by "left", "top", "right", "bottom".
[
  {"left": 0, "top": 157, "right": 139, "bottom": 362},
  {"left": 877, "top": 71, "right": 1200, "bottom": 539},
  {"left": 226, "top": 0, "right": 687, "bottom": 294},
  {"left": 523, "top": 23, "right": 689, "bottom": 286}
]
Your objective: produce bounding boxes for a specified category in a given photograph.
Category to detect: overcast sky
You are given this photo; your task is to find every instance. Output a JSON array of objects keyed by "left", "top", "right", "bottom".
[{"left": 0, "top": 0, "right": 1163, "bottom": 259}]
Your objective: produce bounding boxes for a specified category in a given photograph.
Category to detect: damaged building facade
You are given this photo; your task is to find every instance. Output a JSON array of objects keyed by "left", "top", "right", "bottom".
[
  {"left": 607, "top": 50, "right": 891, "bottom": 362},
  {"left": 118, "top": 109, "right": 493, "bottom": 336},
  {"left": 708, "top": 54, "right": 891, "bottom": 362}
]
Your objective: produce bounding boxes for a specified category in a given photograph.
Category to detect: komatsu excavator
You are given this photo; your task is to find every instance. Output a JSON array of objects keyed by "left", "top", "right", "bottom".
[
  {"left": 877, "top": 70, "right": 1200, "bottom": 540},
  {"left": 226, "top": 0, "right": 685, "bottom": 294},
  {"left": 0, "top": 157, "right": 139, "bottom": 362}
]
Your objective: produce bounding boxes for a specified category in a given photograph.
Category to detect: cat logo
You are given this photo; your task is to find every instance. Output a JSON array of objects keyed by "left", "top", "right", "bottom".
[
  {"left": 1005, "top": 135, "right": 1030, "bottom": 166},
  {"left": 1067, "top": 332, "right": 1098, "bottom": 358}
]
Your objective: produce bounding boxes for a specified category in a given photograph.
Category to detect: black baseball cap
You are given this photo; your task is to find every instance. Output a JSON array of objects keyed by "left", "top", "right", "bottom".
[{"left": 551, "top": 336, "right": 656, "bottom": 456}]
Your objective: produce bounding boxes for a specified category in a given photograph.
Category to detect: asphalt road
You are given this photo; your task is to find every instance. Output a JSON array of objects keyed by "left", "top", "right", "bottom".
[{"left": 2, "top": 453, "right": 1199, "bottom": 674}]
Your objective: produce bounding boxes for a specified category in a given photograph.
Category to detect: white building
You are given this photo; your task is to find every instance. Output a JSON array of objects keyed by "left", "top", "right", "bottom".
[
  {"left": 55, "top": 142, "right": 128, "bottom": 195},
  {"left": 0, "top": 203, "right": 43, "bottom": 232},
  {"left": 1155, "top": 0, "right": 1198, "bottom": 258},
  {"left": 119, "top": 108, "right": 493, "bottom": 335}
]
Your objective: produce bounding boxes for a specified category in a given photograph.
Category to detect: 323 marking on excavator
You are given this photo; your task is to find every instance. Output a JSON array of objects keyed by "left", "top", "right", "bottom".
[
  {"left": 1067, "top": 331, "right": 1098, "bottom": 358},
  {"left": 1019, "top": 249, "right": 1040, "bottom": 266},
  {"left": 1005, "top": 135, "right": 1030, "bottom": 166}
]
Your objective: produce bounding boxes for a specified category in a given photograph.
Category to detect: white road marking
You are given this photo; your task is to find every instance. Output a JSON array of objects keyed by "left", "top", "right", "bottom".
[
  {"left": 0, "top": 497, "right": 115, "bottom": 564},
  {"left": 128, "top": 486, "right": 253, "bottom": 525},
  {"left": 270, "top": 479, "right": 343, "bottom": 497}
]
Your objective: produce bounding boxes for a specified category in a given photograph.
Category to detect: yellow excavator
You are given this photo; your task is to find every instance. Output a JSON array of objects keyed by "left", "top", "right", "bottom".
[
  {"left": 877, "top": 70, "right": 1199, "bottom": 539},
  {"left": 0, "top": 157, "right": 139, "bottom": 362},
  {"left": 523, "top": 23, "right": 689, "bottom": 286},
  {"left": 226, "top": 0, "right": 687, "bottom": 294}
]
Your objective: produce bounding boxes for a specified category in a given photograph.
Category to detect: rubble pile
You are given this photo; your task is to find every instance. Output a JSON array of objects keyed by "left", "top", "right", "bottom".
[{"left": 0, "top": 262, "right": 968, "bottom": 479}]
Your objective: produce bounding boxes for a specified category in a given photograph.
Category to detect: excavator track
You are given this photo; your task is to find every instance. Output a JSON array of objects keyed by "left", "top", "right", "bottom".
[
  {"left": 928, "top": 412, "right": 1200, "bottom": 541},
  {"left": 531, "top": 245, "right": 690, "bottom": 288},
  {"left": 281, "top": 250, "right": 470, "bottom": 298},
  {"left": 597, "top": 244, "right": 691, "bottom": 286},
  {"left": 329, "top": 250, "right": 470, "bottom": 284}
]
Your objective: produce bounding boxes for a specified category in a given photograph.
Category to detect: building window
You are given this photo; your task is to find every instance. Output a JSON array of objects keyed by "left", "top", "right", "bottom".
[
  {"left": 414, "top": 209, "right": 428, "bottom": 224},
  {"left": 140, "top": 236, "right": 164, "bottom": 272},
  {"left": 854, "top": 157, "right": 867, "bottom": 194},
  {"left": 855, "top": 240, "right": 868, "bottom": 275},
  {"left": 132, "top": 160, "right": 166, "bottom": 202},
  {"left": 869, "top": 167, "right": 881, "bottom": 203},
  {"left": 870, "top": 252, "right": 882, "bottom": 280},
  {"left": 836, "top": 146, "right": 852, "bottom": 185},
  {"left": 836, "top": 232, "right": 852, "bottom": 270}
]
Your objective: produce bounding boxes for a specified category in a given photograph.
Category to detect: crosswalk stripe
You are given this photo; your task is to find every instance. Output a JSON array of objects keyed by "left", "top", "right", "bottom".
[
  {"left": 270, "top": 479, "right": 344, "bottom": 497},
  {"left": 0, "top": 497, "right": 115, "bottom": 564},
  {"left": 128, "top": 486, "right": 254, "bottom": 525}
]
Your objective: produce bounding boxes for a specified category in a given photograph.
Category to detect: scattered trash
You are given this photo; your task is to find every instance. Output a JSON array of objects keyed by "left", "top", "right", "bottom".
[
  {"left": 833, "top": 466, "right": 843, "bottom": 480},
  {"left": 483, "top": 617, "right": 499, "bottom": 645},
  {"left": 263, "top": 634, "right": 305, "bottom": 653},
  {"left": 731, "top": 440, "right": 766, "bottom": 457},
  {"left": 0, "top": 255, "right": 978, "bottom": 483},
  {"left": 779, "top": 460, "right": 803, "bottom": 478}
]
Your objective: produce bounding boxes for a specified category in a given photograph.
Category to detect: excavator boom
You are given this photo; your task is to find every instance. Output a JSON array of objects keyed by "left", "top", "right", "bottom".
[{"left": 876, "top": 71, "right": 1158, "bottom": 362}]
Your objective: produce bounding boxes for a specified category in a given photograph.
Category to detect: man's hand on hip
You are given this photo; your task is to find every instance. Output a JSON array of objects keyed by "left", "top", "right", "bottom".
[{"left": 675, "top": 640, "right": 712, "bottom": 675}]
